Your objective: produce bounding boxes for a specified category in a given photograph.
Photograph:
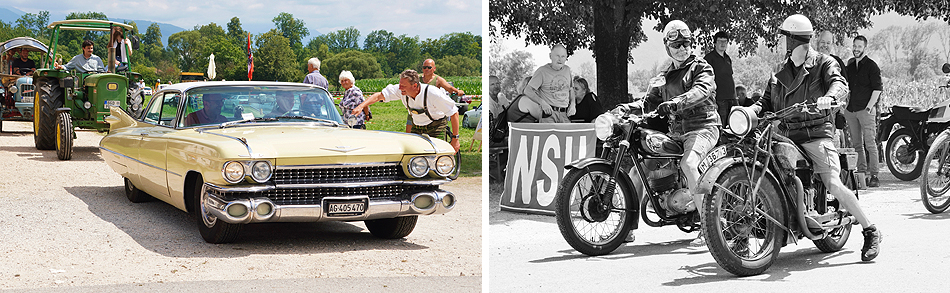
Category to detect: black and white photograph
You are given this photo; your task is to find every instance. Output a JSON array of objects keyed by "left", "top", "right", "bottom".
[{"left": 489, "top": 0, "right": 950, "bottom": 291}]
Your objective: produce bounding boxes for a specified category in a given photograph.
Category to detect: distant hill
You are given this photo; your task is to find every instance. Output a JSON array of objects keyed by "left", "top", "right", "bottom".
[{"left": 1, "top": 7, "right": 185, "bottom": 42}]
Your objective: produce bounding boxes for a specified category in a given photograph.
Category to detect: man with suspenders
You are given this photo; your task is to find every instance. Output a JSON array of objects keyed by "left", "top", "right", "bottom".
[{"left": 352, "top": 69, "right": 461, "bottom": 153}]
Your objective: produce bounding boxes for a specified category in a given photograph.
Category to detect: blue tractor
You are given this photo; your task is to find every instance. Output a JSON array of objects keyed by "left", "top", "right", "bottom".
[{"left": 1, "top": 37, "right": 48, "bottom": 132}]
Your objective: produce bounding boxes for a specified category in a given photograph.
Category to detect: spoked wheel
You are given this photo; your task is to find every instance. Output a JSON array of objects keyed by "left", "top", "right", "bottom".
[
  {"left": 921, "top": 132, "right": 950, "bottom": 214},
  {"left": 886, "top": 128, "right": 925, "bottom": 181},
  {"left": 555, "top": 164, "right": 634, "bottom": 256},
  {"left": 703, "top": 166, "right": 785, "bottom": 276}
]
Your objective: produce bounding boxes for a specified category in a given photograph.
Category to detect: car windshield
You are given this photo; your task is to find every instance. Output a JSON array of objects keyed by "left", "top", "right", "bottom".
[{"left": 177, "top": 85, "right": 343, "bottom": 128}]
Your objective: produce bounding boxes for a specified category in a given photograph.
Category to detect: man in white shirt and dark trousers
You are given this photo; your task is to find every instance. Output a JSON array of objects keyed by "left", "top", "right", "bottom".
[{"left": 352, "top": 69, "right": 461, "bottom": 152}]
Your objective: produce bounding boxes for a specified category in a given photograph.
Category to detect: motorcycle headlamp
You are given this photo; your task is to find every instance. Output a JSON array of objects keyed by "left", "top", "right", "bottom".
[
  {"left": 728, "top": 107, "right": 758, "bottom": 137},
  {"left": 594, "top": 113, "right": 619, "bottom": 140}
]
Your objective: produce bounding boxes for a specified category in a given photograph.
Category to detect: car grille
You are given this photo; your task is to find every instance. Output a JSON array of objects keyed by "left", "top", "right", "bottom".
[
  {"left": 212, "top": 185, "right": 436, "bottom": 205},
  {"left": 273, "top": 164, "right": 405, "bottom": 184}
]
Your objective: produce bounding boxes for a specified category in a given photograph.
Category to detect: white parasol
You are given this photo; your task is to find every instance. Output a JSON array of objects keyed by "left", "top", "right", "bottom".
[{"left": 207, "top": 53, "right": 217, "bottom": 80}]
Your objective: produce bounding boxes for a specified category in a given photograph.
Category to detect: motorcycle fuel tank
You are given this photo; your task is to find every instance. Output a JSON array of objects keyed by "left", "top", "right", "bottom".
[{"left": 639, "top": 129, "right": 683, "bottom": 156}]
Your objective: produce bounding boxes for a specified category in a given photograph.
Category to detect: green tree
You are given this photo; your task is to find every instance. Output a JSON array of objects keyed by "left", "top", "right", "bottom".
[
  {"left": 321, "top": 26, "right": 361, "bottom": 53},
  {"left": 422, "top": 32, "right": 481, "bottom": 61},
  {"left": 167, "top": 30, "right": 204, "bottom": 72},
  {"left": 271, "top": 12, "right": 309, "bottom": 48},
  {"left": 490, "top": 0, "right": 950, "bottom": 108},
  {"left": 15, "top": 10, "right": 50, "bottom": 39},
  {"left": 226, "top": 17, "right": 247, "bottom": 45},
  {"left": 254, "top": 29, "right": 300, "bottom": 81},
  {"left": 433, "top": 55, "right": 481, "bottom": 76},
  {"left": 323, "top": 50, "right": 384, "bottom": 86},
  {"left": 364, "top": 30, "right": 395, "bottom": 52},
  {"left": 143, "top": 23, "right": 163, "bottom": 47}
]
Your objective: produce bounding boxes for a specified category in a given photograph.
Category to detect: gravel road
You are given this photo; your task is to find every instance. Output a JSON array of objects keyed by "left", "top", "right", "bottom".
[{"left": 0, "top": 121, "right": 481, "bottom": 292}]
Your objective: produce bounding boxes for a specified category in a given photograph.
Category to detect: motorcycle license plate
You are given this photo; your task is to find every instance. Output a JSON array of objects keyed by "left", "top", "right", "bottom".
[
  {"left": 326, "top": 199, "right": 367, "bottom": 216},
  {"left": 699, "top": 146, "right": 728, "bottom": 173}
]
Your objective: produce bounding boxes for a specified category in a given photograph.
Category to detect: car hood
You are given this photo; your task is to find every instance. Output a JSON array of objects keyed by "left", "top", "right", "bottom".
[{"left": 196, "top": 124, "right": 453, "bottom": 164}]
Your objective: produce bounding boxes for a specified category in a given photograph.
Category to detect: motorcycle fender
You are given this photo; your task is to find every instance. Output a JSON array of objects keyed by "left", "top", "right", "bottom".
[
  {"left": 564, "top": 157, "right": 611, "bottom": 170},
  {"left": 877, "top": 117, "right": 899, "bottom": 142},
  {"left": 695, "top": 157, "right": 756, "bottom": 195}
]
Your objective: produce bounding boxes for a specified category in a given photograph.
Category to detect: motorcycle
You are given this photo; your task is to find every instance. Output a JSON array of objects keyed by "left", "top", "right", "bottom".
[
  {"left": 554, "top": 105, "right": 701, "bottom": 256},
  {"left": 696, "top": 103, "right": 859, "bottom": 276},
  {"left": 920, "top": 129, "right": 950, "bottom": 213},
  {"left": 878, "top": 63, "right": 950, "bottom": 181}
]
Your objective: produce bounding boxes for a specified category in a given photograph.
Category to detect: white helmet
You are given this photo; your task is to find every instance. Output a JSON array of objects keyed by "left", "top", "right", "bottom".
[
  {"left": 663, "top": 20, "right": 693, "bottom": 43},
  {"left": 780, "top": 14, "right": 813, "bottom": 36}
]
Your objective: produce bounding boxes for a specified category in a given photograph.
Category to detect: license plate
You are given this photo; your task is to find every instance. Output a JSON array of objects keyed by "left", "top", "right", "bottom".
[
  {"left": 326, "top": 200, "right": 367, "bottom": 216},
  {"left": 21, "top": 96, "right": 33, "bottom": 103},
  {"left": 699, "top": 146, "right": 728, "bottom": 173},
  {"left": 104, "top": 100, "right": 121, "bottom": 108}
]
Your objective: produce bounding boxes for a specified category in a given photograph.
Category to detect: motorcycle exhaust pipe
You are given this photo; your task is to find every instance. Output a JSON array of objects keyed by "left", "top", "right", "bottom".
[{"left": 791, "top": 176, "right": 826, "bottom": 240}]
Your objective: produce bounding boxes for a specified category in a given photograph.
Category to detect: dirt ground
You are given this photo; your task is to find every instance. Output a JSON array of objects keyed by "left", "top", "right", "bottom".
[{"left": 0, "top": 121, "right": 481, "bottom": 291}]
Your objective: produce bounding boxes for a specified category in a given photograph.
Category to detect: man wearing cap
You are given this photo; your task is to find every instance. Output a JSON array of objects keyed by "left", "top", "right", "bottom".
[
  {"left": 615, "top": 20, "right": 720, "bottom": 246},
  {"left": 184, "top": 94, "right": 229, "bottom": 126},
  {"left": 523, "top": 44, "right": 574, "bottom": 123},
  {"left": 704, "top": 31, "right": 736, "bottom": 122},
  {"left": 743, "top": 14, "right": 881, "bottom": 262}
]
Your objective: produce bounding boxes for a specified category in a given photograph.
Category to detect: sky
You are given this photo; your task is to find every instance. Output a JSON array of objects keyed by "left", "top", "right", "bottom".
[
  {"left": 5, "top": 0, "right": 482, "bottom": 40},
  {"left": 494, "top": 12, "right": 943, "bottom": 74}
]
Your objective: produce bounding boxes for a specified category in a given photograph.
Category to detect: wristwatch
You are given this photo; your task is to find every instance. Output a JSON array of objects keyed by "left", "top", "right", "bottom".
[{"left": 452, "top": 134, "right": 460, "bottom": 139}]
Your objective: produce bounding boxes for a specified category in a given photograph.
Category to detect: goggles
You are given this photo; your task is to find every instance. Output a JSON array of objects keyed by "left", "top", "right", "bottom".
[
  {"left": 667, "top": 41, "right": 692, "bottom": 50},
  {"left": 665, "top": 28, "right": 693, "bottom": 42},
  {"left": 779, "top": 30, "right": 811, "bottom": 42}
]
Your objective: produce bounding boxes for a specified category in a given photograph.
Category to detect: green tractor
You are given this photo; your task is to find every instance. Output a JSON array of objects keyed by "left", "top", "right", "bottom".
[{"left": 33, "top": 20, "right": 145, "bottom": 160}]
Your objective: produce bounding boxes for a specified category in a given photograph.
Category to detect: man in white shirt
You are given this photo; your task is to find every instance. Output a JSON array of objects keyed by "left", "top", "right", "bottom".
[{"left": 352, "top": 69, "right": 461, "bottom": 152}]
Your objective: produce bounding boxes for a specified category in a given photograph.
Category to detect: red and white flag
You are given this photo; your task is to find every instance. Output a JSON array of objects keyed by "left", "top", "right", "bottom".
[{"left": 246, "top": 32, "right": 254, "bottom": 81}]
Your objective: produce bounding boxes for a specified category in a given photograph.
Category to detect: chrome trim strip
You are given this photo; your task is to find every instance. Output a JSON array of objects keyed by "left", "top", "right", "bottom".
[
  {"left": 274, "top": 162, "right": 400, "bottom": 169},
  {"left": 196, "top": 130, "right": 253, "bottom": 156},
  {"left": 278, "top": 179, "right": 449, "bottom": 188},
  {"left": 205, "top": 182, "right": 275, "bottom": 193},
  {"left": 99, "top": 147, "right": 181, "bottom": 177}
]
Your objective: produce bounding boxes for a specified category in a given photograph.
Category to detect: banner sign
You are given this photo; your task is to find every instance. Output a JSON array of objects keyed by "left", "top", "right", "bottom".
[{"left": 501, "top": 123, "right": 596, "bottom": 215}]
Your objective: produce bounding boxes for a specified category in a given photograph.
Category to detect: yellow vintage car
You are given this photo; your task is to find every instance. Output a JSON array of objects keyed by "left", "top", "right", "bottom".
[{"left": 99, "top": 81, "right": 457, "bottom": 243}]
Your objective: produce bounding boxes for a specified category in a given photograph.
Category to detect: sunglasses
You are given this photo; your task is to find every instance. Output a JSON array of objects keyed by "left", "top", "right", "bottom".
[
  {"left": 665, "top": 29, "right": 692, "bottom": 42},
  {"left": 667, "top": 41, "right": 692, "bottom": 49},
  {"left": 422, "top": 66, "right": 433, "bottom": 69}
]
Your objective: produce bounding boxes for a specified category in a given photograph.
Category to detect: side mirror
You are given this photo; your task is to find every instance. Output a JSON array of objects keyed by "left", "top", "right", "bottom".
[
  {"left": 130, "top": 36, "right": 140, "bottom": 50},
  {"left": 942, "top": 63, "right": 950, "bottom": 74}
]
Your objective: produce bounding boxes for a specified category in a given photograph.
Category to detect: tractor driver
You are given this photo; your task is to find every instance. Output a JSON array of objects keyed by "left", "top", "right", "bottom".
[
  {"left": 55, "top": 40, "right": 106, "bottom": 73},
  {"left": 12, "top": 48, "right": 36, "bottom": 75},
  {"left": 183, "top": 93, "right": 228, "bottom": 126}
]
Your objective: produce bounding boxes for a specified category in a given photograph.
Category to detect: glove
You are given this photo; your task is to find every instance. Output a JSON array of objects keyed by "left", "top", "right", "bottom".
[
  {"left": 816, "top": 96, "right": 835, "bottom": 110},
  {"left": 612, "top": 104, "right": 631, "bottom": 114},
  {"left": 657, "top": 101, "right": 678, "bottom": 116}
]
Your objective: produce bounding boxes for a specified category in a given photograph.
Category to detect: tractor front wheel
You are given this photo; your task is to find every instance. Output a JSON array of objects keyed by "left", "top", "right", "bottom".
[{"left": 55, "top": 111, "right": 73, "bottom": 160}]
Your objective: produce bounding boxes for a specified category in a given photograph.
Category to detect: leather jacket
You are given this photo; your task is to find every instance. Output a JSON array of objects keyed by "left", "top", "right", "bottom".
[
  {"left": 752, "top": 49, "right": 849, "bottom": 144},
  {"left": 634, "top": 55, "right": 720, "bottom": 134}
]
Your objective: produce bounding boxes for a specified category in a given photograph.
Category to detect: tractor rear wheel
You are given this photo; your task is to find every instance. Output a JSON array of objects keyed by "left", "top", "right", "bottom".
[
  {"left": 127, "top": 83, "right": 145, "bottom": 119},
  {"left": 55, "top": 111, "right": 73, "bottom": 160},
  {"left": 34, "top": 77, "right": 62, "bottom": 150}
]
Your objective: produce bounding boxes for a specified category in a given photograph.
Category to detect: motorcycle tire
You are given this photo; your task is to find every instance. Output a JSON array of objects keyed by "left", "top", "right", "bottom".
[
  {"left": 921, "top": 131, "right": 950, "bottom": 214},
  {"left": 886, "top": 128, "right": 925, "bottom": 181},
  {"left": 702, "top": 165, "right": 785, "bottom": 277},
  {"left": 555, "top": 163, "right": 636, "bottom": 256}
]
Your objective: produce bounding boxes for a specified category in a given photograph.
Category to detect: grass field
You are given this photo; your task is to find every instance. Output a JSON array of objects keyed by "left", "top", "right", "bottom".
[{"left": 357, "top": 99, "right": 483, "bottom": 177}]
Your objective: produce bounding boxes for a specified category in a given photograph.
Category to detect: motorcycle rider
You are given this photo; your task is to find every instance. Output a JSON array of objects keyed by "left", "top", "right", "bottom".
[
  {"left": 619, "top": 20, "right": 720, "bottom": 246},
  {"left": 744, "top": 14, "right": 881, "bottom": 261}
]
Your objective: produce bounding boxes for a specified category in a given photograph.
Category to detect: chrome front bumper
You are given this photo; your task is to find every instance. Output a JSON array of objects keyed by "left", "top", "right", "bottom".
[{"left": 201, "top": 183, "right": 456, "bottom": 224}]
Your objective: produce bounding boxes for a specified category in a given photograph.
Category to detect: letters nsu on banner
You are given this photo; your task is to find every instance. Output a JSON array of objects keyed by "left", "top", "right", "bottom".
[{"left": 501, "top": 123, "right": 596, "bottom": 215}]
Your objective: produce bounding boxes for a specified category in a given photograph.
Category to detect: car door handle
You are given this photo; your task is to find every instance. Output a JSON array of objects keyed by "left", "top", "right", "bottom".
[{"left": 140, "top": 133, "right": 148, "bottom": 137}]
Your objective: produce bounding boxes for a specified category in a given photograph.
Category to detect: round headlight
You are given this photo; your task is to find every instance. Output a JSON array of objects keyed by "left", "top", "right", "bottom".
[
  {"left": 250, "top": 161, "right": 272, "bottom": 182},
  {"left": 83, "top": 101, "right": 92, "bottom": 109},
  {"left": 408, "top": 156, "right": 430, "bottom": 177},
  {"left": 594, "top": 113, "right": 618, "bottom": 140},
  {"left": 434, "top": 155, "right": 455, "bottom": 176},
  {"left": 222, "top": 161, "right": 245, "bottom": 183},
  {"left": 728, "top": 107, "right": 757, "bottom": 136}
]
